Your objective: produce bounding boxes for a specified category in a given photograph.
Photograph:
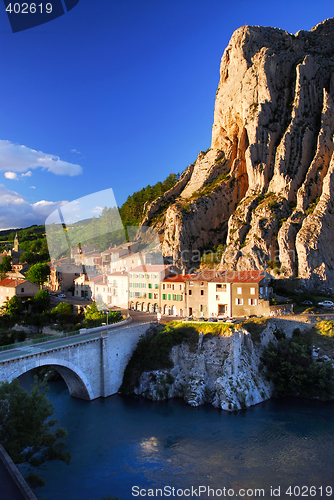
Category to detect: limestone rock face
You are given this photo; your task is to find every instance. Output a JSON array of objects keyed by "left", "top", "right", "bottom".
[
  {"left": 143, "top": 18, "right": 334, "bottom": 289},
  {"left": 134, "top": 328, "right": 272, "bottom": 411}
]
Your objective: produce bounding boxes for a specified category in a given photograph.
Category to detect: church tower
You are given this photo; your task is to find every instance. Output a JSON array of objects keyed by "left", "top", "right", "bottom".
[{"left": 13, "top": 232, "right": 19, "bottom": 252}]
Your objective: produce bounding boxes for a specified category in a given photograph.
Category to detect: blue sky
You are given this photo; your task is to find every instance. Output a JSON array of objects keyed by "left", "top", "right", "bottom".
[{"left": 0, "top": 0, "right": 333, "bottom": 229}]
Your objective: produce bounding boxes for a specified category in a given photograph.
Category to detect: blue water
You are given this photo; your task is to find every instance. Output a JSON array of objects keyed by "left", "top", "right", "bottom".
[{"left": 19, "top": 376, "right": 334, "bottom": 500}]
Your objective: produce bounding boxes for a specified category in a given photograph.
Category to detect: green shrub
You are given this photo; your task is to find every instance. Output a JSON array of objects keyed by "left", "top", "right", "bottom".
[
  {"left": 262, "top": 338, "right": 334, "bottom": 399},
  {"left": 240, "top": 318, "right": 268, "bottom": 343},
  {"left": 120, "top": 324, "right": 199, "bottom": 393}
]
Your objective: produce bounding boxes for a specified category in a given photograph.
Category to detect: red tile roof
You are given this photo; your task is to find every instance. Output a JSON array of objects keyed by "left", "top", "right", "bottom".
[
  {"left": 0, "top": 278, "right": 28, "bottom": 287},
  {"left": 89, "top": 275, "right": 105, "bottom": 284},
  {"left": 186, "top": 269, "right": 267, "bottom": 283},
  {"left": 162, "top": 274, "right": 195, "bottom": 283}
]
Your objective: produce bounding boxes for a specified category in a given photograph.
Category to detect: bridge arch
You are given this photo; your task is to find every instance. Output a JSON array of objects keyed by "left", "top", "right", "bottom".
[{"left": 9, "top": 357, "right": 94, "bottom": 400}]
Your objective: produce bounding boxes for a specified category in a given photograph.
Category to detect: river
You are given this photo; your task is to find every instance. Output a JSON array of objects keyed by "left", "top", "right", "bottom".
[{"left": 19, "top": 375, "right": 334, "bottom": 500}]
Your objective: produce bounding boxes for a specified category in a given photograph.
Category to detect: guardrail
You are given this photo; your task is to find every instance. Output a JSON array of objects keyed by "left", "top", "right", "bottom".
[
  {"left": 0, "top": 330, "right": 81, "bottom": 353},
  {"left": 0, "top": 315, "right": 132, "bottom": 354}
]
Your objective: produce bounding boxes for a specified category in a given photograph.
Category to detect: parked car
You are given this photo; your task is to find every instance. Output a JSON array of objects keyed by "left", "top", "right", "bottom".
[
  {"left": 58, "top": 293, "right": 66, "bottom": 298},
  {"left": 207, "top": 317, "right": 218, "bottom": 322},
  {"left": 318, "top": 300, "right": 334, "bottom": 307},
  {"left": 198, "top": 317, "right": 206, "bottom": 322},
  {"left": 302, "top": 300, "right": 313, "bottom": 305}
]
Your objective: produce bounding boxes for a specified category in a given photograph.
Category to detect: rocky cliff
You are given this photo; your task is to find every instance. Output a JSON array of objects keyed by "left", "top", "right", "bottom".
[
  {"left": 134, "top": 327, "right": 272, "bottom": 410},
  {"left": 143, "top": 18, "right": 334, "bottom": 290}
]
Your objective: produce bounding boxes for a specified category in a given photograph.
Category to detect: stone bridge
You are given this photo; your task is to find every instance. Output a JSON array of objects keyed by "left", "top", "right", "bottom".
[{"left": 0, "top": 322, "right": 152, "bottom": 400}]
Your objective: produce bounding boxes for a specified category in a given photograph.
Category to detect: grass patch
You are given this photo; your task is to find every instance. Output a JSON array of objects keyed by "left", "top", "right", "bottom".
[
  {"left": 315, "top": 321, "right": 334, "bottom": 338},
  {"left": 178, "top": 321, "right": 233, "bottom": 338},
  {"left": 239, "top": 318, "right": 268, "bottom": 343}
]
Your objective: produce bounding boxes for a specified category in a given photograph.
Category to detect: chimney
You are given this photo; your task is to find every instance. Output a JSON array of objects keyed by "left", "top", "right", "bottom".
[{"left": 182, "top": 268, "right": 186, "bottom": 276}]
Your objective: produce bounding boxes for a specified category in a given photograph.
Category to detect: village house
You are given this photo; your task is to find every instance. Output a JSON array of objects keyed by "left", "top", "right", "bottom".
[
  {"left": 0, "top": 278, "right": 40, "bottom": 308},
  {"left": 185, "top": 273, "right": 210, "bottom": 318},
  {"left": 100, "top": 242, "right": 139, "bottom": 274},
  {"left": 185, "top": 270, "right": 271, "bottom": 319},
  {"left": 160, "top": 273, "right": 194, "bottom": 317},
  {"left": 74, "top": 273, "right": 93, "bottom": 300},
  {"left": 49, "top": 260, "right": 82, "bottom": 292},
  {"left": 106, "top": 272, "right": 128, "bottom": 309},
  {"left": 129, "top": 264, "right": 173, "bottom": 313}
]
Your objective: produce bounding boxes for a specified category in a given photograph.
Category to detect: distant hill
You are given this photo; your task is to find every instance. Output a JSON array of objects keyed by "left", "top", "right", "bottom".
[{"left": 0, "top": 173, "right": 180, "bottom": 253}]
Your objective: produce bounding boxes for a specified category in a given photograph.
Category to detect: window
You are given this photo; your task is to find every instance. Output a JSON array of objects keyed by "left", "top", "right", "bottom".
[
  {"left": 162, "top": 294, "right": 167, "bottom": 300},
  {"left": 200, "top": 290, "right": 204, "bottom": 296},
  {"left": 173, "top": 294, "right": 177, "bottom": 300},
  {"left": 148, "top": 283, "right": 152, "bottom": 288},
  {"left": 216, "top": 295, "right": 219, "bottom": 300},
  {"left": 154, "top": 284, "right": 159, "bottom": 289},
  {"left": 249, "top": 298, "right": 258, "bottom": 305},
  {"left": 148, "top": 293, "right": 152, "bottom": 299},
  {"left": 259, "top": 287, "right": 263, "bottom": 294},
  {"left": 179, "top": 284, "right": 183, "bottom": 290},
  {"left": 172, "top": 284, "right": 175, "bottom": 290},
  {"left": 21, "top": 288, "right": 24, "bottom": 292},
  {"left": 168, "top": 294, "right": 171, "bottom": 301},
  {"left": 153, "top": 293, "right": 158, "bottom": 299},
  {"left": 250, "top": 287, "right": 256, "bottom": 295},
  {"left": 188, "top": 290, "right": 192, "bottom": 296},
  {"left": 189, "top": 281, "right": 193, "bottom": 286},
  {"left": 96, "top": 287, "right": 99, "bottom": 291},
  {"left": 235, "top": 298, "right": 243, "bottom": 305},
  {"left": 162, "top": 284, "right": 166, "bottom": 290},
  {"left": 200, "top": 305, "right": 203, "bottom": 312},
  {"left": 200, "top": 282, "right": 204, "bottom": 287}
]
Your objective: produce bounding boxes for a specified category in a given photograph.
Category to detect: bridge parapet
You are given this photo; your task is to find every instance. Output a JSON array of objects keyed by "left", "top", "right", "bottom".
[{"left": 0, "top": 322, "right": 155, "bottom": 400}]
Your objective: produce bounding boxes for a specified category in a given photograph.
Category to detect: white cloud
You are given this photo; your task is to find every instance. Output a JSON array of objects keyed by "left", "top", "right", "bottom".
[
  {"left": 21, "top": 171, "right": 32, "bottom": 177},
  {"left": 91, "top": 206, "right": 103, "bottom": 214},
  {"left": 4, "top": 172, "right": 18, "bottom": 180},
  {"left": 0, "top": 184, "right": 67, "bottom": 229},
  {"left": 30, "top": 185, "right": 36, "bottom": 189},
  {"left": 0, "top": 140, "right": 83, "bottom": 176}
]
